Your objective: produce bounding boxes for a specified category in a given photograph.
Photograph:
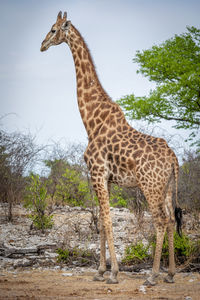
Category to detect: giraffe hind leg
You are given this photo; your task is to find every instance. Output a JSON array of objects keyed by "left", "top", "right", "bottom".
[
  {"left": 144, "top": 223, "right": 167, "bottom": 286},
  {"left": 143, "top": 192, "right": 169, "bottom": 286},
  {"left": 164, "top": 177, "right": 175, "bottom": 283},
  {"left": 164, "top": 222, "right": 175, "bottom": 283},
  {"left": 93, "top": 209, "right": 106, "bottom": 282},
  {"left": 164, "top": 181, "right": 176, "bottom": 283}
]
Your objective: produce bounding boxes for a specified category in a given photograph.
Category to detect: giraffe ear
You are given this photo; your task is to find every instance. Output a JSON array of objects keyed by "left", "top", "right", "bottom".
[
  {"left": 63, "top": 12, "right": 67, "bottom": 21},
  {"left": 57, "top": 11, "right": 62, "bottom": 21},
  {"left": 62, "top": 20, "right": 71, "bottom": 31}
]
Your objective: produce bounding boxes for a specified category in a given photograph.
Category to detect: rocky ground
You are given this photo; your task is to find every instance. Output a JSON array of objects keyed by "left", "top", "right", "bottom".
[
  {"left": 0, "top": 204, "right": 156, "bottom": 270},
  {"left": 0, "top": 204, "right": 199, "bottom": 299}
]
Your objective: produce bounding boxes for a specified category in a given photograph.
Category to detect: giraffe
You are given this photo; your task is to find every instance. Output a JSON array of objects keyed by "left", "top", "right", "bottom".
[{"left": 40, "top": 11, "right": 182, "bottom": 286}]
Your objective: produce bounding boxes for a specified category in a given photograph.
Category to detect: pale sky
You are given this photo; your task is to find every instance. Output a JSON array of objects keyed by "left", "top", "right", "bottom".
[{"left": 1, "top": 0, "right": 200, "bottom": 157}]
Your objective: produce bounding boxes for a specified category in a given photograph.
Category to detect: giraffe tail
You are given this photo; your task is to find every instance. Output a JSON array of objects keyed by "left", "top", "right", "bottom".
[
  {"left": 175, "top": 207, "right": 182, "bottom": 236},
  {"left": 173, "top": 158, "right": 182, "bottom": 236}
]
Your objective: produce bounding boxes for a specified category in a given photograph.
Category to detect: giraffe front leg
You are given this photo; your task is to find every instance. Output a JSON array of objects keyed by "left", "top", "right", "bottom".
[
  {"left": 93, "top": 209, "right": 106, "bottom": 282},
  {"left": 93, "top": 181, "right": 119, "bottom": 284},
  {"left": 101, "top": 201, "right": 119, "bottom": 284}
]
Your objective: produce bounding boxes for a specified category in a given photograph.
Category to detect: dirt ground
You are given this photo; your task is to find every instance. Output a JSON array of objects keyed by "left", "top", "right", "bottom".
[{"left": 0, "top": 269, "right": 199, "bottom": 300}]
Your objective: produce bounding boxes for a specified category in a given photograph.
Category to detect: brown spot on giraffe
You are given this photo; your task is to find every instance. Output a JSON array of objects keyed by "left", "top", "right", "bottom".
[
  {"left": 41, "top": 11, "right": 181, "bottom": 286},
  {"left": 81, "top": 61, "right": 86, "bottom": 73},
  {"left": 77, "top": 47, "right": 82, "bottom": 60},
  {"left": 100, "top": 110, "right": 109, "bottom": 121},
  {"left": 127, "top": 158, "right": 135, "bottom": 170},
  {"left": 77, "top": 89, "right": 83, "bottom": 97}
]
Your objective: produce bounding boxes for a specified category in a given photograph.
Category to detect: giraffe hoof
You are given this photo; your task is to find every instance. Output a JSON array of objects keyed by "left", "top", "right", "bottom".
[
  {"left": 93, "top": 274, "right": 105, "bottom": 282},
  {"left": 143, "top": 279, "right": 156, "bottom": 286},
  {"left": 106, "top": 278, "right": 118, "bottom": 284},
  {"left": 164, "top": 275, "right": 174, "bottom": 283},
  {"left": 143, "top": 278, "right": 157, "bottom": 286}
]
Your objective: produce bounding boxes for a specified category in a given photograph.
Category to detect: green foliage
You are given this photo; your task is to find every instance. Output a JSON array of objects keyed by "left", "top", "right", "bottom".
[
  {"left": 56, "top": 248, "right": 70, "bottom": 263},
  {"left": 44, "top": 159, "right": 69, "bottom": 175},
  {"left": 118, "top": 26, "right": 200, "bottom": 146},
  {"left": 173, "top": 233, "right": 194, "bottom": 258},
  {"left": 110, "top": 185, "right": 128, "bottom": 208},
  {"left": 28, "top": 213, "right": 53, "bottom": 230},
  {"left": 44, "top": 159, "right": 71, "bottom": 203},
  {"left": 122, "top": 241, "right": 150, "bottom": 265},
  {"left": 151, "top": 232, "right": 197, "bottom": 265},
  {"left": 56, "top": 168, "right": 90, "bottom": 207},
  {"left": 123, "top": 233, "right": 199, "bottom": 266},
  {"left": 56, "top": 247, "right": 96, "bottom": 266},
  {"left": 24, "top": 173, "right": 53, "bottom": 231}
]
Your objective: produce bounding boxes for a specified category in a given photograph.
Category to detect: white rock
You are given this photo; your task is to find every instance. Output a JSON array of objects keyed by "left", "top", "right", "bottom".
[
  {"left": 13, "top": 258, "right": 31, "bottom": 268},
  {"left": 139, "top": 285, "right": 146, "bottom": 294},
  {"left": 62, "top": 272, "right": 73, "bottom": 277}
]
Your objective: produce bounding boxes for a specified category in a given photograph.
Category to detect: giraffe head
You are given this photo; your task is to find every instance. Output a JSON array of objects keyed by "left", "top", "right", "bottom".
[{"left": 40, "top": 11, "right": 71, "bottom": 52}]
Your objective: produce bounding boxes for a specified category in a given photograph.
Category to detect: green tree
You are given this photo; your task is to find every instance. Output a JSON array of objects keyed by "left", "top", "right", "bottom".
[
  {"left": 118, "top": 26, "right": 200, "bottom": 146},
  {"left": 56, "top": 168, "right": 90, "bottom": 207},
  {"left": 44, "top": 159, "right": 69, "bottom": 202},
  {"left": 24, "top": 173, "right": 53, "bottom": 232}
]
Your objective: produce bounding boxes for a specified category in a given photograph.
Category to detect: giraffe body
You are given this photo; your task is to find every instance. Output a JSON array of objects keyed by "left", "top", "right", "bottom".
[{"left": 41, "top": 12, "right": 181, "bottom": 285}]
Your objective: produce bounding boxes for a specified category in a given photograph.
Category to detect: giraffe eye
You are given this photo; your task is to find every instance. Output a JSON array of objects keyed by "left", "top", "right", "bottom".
[{"left": 51, "top": 29, "right": 56, "bottom": 34}]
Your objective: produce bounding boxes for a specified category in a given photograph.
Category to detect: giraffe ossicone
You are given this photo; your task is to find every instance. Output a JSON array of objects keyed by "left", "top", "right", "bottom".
[{"left": 41, "top": 11, "right": 182, "bottom": 286}]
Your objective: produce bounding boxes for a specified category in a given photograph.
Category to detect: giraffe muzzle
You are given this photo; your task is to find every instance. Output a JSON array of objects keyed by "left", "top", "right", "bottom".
[
  {"left": 40, "top": 40, "right": 49, "bottom": 52},
  {"left": 40, "top": 43, "right": 47, "bottom": 52}
]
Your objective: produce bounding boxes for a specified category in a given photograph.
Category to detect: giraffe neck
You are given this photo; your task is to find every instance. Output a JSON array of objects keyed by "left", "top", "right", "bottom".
[{"left": 66, "top": 24, "right": 128, "bottom": 140}]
